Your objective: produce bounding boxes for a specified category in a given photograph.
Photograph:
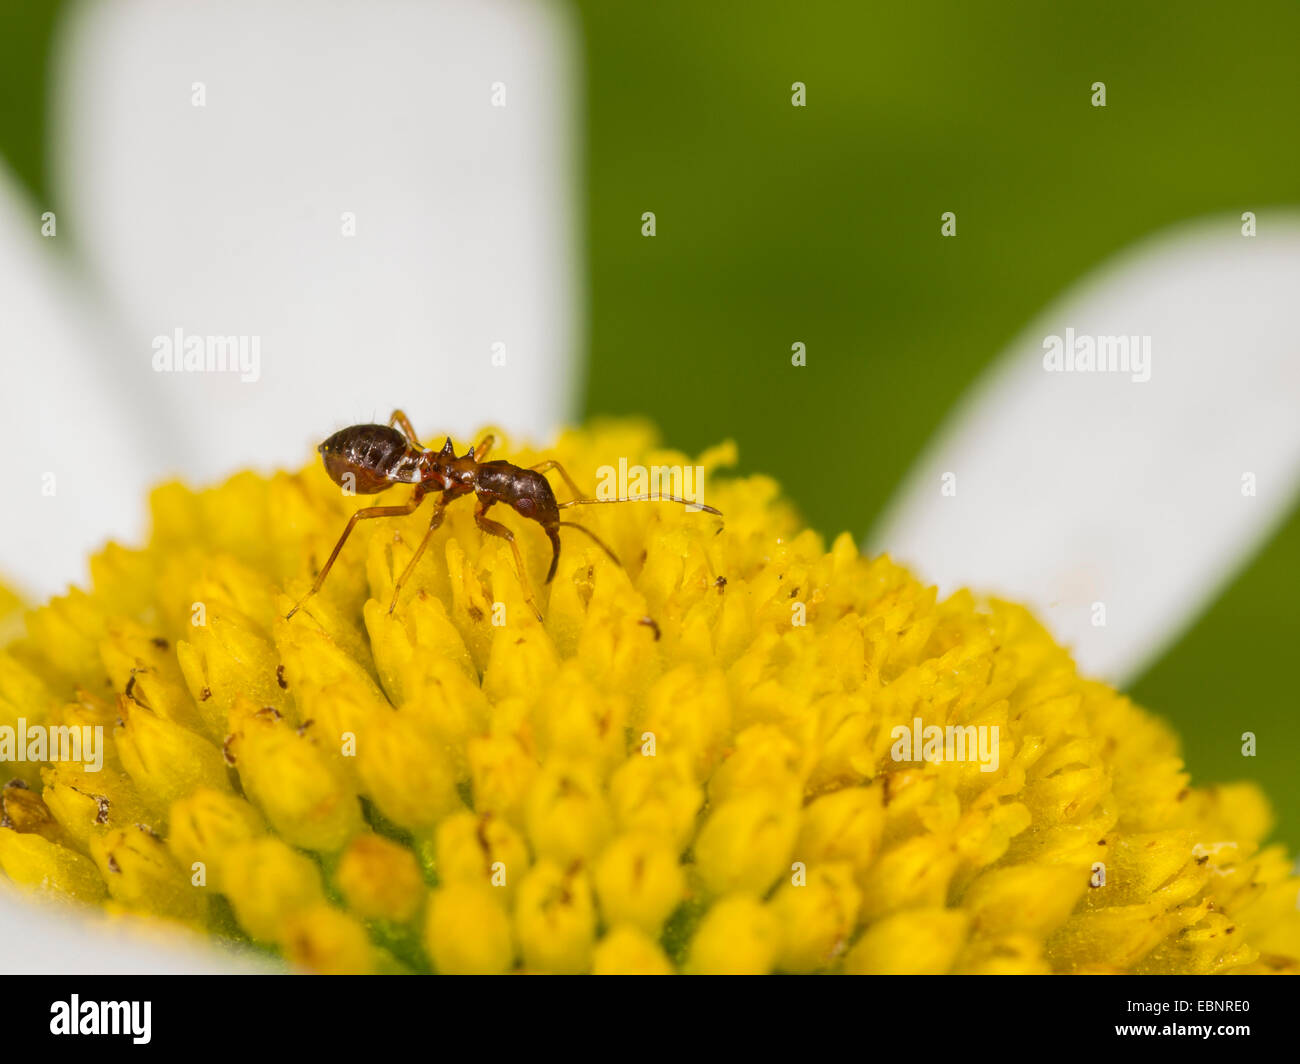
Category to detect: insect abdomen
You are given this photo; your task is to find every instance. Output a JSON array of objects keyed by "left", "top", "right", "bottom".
[{"left": 319, "top": 424, "right": 419, "bottom": 492}]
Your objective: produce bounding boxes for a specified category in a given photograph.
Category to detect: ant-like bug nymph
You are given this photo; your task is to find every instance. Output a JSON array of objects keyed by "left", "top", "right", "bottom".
[{"left": 285, "top": 410, "right": 722, "bottom": 623}]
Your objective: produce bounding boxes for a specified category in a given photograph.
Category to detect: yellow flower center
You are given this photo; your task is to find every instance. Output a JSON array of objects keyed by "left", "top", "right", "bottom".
[{"left": 0, "top": 420, "right": 1296, "bottom": 974}]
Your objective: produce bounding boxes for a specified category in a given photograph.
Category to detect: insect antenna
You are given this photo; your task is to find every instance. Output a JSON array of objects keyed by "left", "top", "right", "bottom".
[{"left": 557, "top": 495, "right": 722, "bottom": 516}]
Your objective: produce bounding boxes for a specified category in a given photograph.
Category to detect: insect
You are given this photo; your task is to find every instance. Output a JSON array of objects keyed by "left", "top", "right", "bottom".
[{"left": 285, "top": 410, "right": 721, "bottom": 622}]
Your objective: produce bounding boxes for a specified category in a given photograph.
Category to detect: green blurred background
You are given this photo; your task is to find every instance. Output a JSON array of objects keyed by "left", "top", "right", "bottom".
[{"left": 2, "top": 0, "right": 1296, "bottom": 843}]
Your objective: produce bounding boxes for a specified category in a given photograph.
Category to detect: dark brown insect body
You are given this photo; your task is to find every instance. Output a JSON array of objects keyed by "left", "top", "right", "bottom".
[
  {"left": 286, "top": 410, "right": 720, "bottom": 622},
  {"left": 319, "top": 423, "right": 423, "bottom": 493}
]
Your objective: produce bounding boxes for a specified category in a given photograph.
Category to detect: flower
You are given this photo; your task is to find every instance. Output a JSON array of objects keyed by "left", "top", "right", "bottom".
[{"left": 0, "top": 420, "right": 1297, "bottom": 974}]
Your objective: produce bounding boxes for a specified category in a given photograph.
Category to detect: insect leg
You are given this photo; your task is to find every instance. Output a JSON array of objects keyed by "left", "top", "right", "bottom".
[
  {"left": 474, "top": 501, "right": 543, "bottom": 622},
  {"left": 472, "top": 434, "right": 496, "bottom": 461},
  {"left": 557, "top": 520, "right": 621, "bottom": 569},
  {"left": 388, "top": 409, "right": 421, "bottom": 446},
  {"left": 387, "top": 496, "right": 449, "bottom": 614},
  {"left": 531, "top": 459, "right": 589, "bottom": 502},
  {"left": 286, "top": 494, "right": 424, "bottom": 619}
]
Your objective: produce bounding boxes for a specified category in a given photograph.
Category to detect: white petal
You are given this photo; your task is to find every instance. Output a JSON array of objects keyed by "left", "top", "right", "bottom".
[
  {"left": 51, "top": 0, "right": 582, "bottom": 487},
  {"left": 0, "top": 162, "right": 155, "bottom": 601},
  {"left": 0, "top": 888, "right": 270, "bottom": 974},
  {"left": 0, "top": 165, "right": 246, "bottom": 969},
  {"left": 870, "top": 217, "right": 1300, "bottom": 683}
]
